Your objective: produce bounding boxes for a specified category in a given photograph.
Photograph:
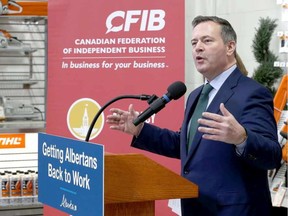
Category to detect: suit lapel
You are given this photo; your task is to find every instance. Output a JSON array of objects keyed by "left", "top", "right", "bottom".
[
  {"left": 182, "top": 86, "right": 203, "bottom": 156},
  {"left": 183, "top": 69, "right": 242, "bottom": 166}
]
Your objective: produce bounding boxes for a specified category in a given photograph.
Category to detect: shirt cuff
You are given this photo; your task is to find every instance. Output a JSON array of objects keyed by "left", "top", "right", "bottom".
[{"left": 235, "top": 140, "right": 247, "bottom": 155}]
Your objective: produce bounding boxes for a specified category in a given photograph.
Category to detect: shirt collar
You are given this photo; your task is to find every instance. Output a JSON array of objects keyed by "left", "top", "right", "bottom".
[{"left": 205, "top": 64, "right": 237, "bottom": 91}]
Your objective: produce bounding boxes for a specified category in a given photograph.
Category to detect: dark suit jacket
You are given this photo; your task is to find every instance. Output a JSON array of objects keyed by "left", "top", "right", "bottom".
[{"left": 131, "top": 68, "right": 282, "bottom": 216}]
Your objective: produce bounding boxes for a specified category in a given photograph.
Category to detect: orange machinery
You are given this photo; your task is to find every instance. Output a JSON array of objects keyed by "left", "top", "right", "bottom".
[
  {"left": 280, "top": 120, "right": 288, "bottom": 162},
  {"left": 273, "top": 74, "right": 288, "bottom": 162},
  {"left": 0, "top": 0, "right": 47, "bottom": 16},
  {"left": 274, "top": 74, "right": 287, "bottom": 123}
]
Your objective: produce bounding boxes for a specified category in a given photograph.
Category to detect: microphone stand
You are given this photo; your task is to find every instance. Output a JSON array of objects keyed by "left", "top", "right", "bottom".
[{"left": 85, "top": 94, "right": 156, "bottom": 142}]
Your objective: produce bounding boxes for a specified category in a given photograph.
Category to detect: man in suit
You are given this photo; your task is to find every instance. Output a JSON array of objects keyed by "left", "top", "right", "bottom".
[{"left": 106, "top": 16, "right": 282, "bottom": 216}]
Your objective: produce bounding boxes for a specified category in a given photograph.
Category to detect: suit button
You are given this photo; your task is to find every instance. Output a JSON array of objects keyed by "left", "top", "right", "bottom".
[
  {"left": 184, "top": 170, "right": 189, "bottom": 175},
  {"left": 248, "top": 154, "right": 257, "bottom": 160}
]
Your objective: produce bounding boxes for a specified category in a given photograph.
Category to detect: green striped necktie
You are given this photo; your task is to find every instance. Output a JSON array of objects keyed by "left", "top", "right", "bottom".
[{"left": 187, "top": 83, "right": 213, "bottom": 150}]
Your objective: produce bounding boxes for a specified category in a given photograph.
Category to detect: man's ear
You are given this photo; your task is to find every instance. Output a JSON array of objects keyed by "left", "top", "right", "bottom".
[{"left": 226, "top": 40, "right": 236, "bottom": 56}]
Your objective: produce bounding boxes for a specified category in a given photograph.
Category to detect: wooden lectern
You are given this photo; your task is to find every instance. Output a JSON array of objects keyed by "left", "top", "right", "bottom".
[{"left": 104, "top": 153, "right": 198, "bottom": 216}]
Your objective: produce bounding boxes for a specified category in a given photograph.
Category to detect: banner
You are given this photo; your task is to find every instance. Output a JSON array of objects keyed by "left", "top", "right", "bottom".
[
  {"left": 38, "top": 133, "right": 104, "bottom": 216},
  {"left": 47, "top": 1, "right": 184, "bottom": 215}
]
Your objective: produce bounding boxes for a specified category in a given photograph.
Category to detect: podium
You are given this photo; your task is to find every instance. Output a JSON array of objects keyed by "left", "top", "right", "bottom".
[{"left": 104, "top": 153, "right": 198, "bottom": 216}]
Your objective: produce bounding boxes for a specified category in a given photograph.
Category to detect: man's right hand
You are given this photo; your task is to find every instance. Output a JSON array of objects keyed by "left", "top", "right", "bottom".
[{"left": 106, "top": 104, "right": 144, "bottom": 137}]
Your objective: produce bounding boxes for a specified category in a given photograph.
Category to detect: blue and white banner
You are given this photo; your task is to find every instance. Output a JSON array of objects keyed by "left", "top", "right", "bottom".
[{"left": 38, "top": 133, "right": 104, "bottom": 216}]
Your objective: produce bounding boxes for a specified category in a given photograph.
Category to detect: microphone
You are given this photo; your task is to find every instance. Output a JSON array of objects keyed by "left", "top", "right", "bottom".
[
  {"left": 133, "top": 81, "right": 187, "bottom": 126},
  {"left": 85, "top": 94, "right": 152, "bottom": 142}
]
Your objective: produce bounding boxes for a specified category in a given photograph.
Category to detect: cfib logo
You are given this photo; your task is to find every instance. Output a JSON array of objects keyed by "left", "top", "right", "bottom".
[{"left": 106, "top": 9, "right": 166, "bottom": 34}]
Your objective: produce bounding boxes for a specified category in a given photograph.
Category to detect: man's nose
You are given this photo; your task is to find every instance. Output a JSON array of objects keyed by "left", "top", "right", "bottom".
[{"left": 195, "top": 41, "right": 204, "bottom": 51}]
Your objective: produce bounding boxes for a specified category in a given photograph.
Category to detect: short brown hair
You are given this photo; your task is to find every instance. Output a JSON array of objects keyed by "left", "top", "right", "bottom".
[{"left": 192, "top": 16, "right": 237, "bottom": 44}]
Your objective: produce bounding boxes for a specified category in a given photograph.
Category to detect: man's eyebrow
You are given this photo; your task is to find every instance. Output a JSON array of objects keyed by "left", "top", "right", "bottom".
[{"left": 191, "top": 35, "right": 213, "bottom": 41}]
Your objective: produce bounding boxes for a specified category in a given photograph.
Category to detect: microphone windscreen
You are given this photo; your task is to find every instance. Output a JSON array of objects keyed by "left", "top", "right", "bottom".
[{"left": 167, "top": 81, "right": 187, "bottom": 100}]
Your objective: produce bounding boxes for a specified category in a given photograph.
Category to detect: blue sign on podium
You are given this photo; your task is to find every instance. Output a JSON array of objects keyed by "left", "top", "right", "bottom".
[{"left": 38, "top": 133, "right": 104, "bottom": 216}]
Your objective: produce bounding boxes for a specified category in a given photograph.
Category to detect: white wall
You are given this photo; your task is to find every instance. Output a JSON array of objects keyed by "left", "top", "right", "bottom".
[{"left": 185, "top": 0, "right": 284, "bottom": 94}]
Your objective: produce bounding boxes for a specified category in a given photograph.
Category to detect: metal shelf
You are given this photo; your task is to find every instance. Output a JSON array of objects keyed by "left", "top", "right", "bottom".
[
  {"left": 0, "top": 15, "right": 47, "bottom": 128},
  {"left": 0, "top": 120, "right": 45, "bottom": 133},
  {"left": 0, "top": 203, "right": 43, "bottom": 216},
  {"left": 0, "top": 80, "right": 38, "bottom": 89},
  {"left": 0, "top": 46, "right": 37, "bottom": 54}
]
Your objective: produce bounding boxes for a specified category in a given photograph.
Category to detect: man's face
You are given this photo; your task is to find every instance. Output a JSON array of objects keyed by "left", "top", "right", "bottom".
[{"left": 191, "top": 21, "right": 233, "bottom": 80}]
